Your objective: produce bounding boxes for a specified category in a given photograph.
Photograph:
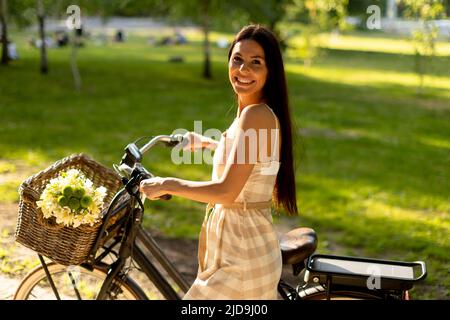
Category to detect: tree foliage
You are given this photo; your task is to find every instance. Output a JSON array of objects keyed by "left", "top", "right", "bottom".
[
  {"left": 285, "top": 0, "right": 348, "bottom": 66},
  {"left": 399, "top": 0, "right": 446, "bottom": 93}
]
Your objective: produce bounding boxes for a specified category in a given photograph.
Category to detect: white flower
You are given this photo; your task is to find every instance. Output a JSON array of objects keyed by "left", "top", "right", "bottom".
[{"left": 36, "top": 169, "right": 108, "bottom": 228}]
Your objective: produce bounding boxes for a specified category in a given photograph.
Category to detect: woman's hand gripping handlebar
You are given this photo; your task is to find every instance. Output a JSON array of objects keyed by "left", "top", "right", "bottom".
[{"left": 114, "top": 134, "right": 185, "bottom": 201}]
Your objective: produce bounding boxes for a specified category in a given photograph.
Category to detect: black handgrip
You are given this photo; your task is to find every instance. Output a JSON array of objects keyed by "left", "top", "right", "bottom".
[
  {"left": 165, "top": 134, "right": 184, "bottom": 148},
  {"left": 158, "top": 194, "right": 172, "bottom": 200},
  {"left": 165, "top": 140, "right": 181, "bottom": 147}
]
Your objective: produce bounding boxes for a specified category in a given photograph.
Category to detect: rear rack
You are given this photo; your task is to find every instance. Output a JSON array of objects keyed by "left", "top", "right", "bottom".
[{"left": 305, "top": 254, "right": 427, "bottom": 291}]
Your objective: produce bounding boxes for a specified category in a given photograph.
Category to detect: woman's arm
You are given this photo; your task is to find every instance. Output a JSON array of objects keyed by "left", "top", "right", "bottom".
[
  {"left": 142, "top": 105, "right": 275, "bottom": 204},
  {"left": 184, "top": 131, "right": 220, "bottom": 151},
  {"left": 162, "top": 177, "right": 236, "bottom": 204}
]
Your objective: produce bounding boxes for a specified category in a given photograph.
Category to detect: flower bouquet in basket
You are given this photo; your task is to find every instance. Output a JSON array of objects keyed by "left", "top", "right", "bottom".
[
  {"left": 15, "top": 153, "right": 124, "bottom": 266},
  {"left": 37, "top": 169, "right": 107, "bottom": 228}
]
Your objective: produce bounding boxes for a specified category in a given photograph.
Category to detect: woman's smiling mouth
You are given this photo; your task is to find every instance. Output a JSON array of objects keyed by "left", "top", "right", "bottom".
[{"left": 235, "top": 76, "right": 255, "bottom": 85}]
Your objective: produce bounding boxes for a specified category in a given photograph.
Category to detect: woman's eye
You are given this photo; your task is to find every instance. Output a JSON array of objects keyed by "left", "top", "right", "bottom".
[
  {"left": 252, "top": 60, "right": 261, "bottom": 65},
  {"left": 233, "top": 56, "right": 242, "bottom": 62}
]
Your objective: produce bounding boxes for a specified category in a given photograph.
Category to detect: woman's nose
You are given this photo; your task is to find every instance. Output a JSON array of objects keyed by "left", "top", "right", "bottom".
[{"left": 239, "top": 62, "right": 249, "bottom": 72}]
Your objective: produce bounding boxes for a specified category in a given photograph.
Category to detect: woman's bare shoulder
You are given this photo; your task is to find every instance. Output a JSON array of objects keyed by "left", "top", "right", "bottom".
[{"left": 239, "top": 103, "right": 276, "bottom": 129}]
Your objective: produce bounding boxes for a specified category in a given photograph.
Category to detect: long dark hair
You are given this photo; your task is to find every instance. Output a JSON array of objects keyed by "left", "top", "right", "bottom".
[{"left": 228, "top": 24, "right": 298, "bottom": 216}]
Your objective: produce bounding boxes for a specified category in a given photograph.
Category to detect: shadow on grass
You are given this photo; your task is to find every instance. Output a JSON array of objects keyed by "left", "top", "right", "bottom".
[{"left": 312, "top": 48, "right": 450, "bottom": 78}]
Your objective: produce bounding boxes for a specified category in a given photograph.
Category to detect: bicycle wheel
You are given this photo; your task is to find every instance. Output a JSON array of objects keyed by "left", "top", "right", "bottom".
[
  {"left": 298, "top": 284, "right": 386, "bottom": 300},
  {"left": 13, "top": 262, "right": 146, "bottom": 300}
]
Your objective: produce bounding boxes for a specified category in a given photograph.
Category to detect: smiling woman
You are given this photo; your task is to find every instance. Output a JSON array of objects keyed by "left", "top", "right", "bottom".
[{"left": 139, "top": 24, "right": 298, "bottom": 300}]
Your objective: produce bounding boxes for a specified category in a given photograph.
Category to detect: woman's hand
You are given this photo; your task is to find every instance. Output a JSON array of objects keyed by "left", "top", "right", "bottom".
[
  {"left": 139, "top": 177, "right": 169, "bottom": 200},
  {"left": 181, "top": 132, "right": 219, "bottom": 151},
  {"left": 181, "top": 131, "right": 202, "bottom": 151}
]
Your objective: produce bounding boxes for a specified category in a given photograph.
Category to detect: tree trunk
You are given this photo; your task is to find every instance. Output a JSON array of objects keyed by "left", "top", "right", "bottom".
[
  {"left": 37, "top": 0, "right": 48, "bottom": 74},
  {"left": 0, "top": 0, "right": 9, "bottom": 65},
  {"left": 387, "top": 0, "right": 398, "bottom": 20},
  {"left": 71, "top": 33, "right": 81, "bottom": 91},
  {"left": 202, "top": 1, "right": 212, "bottom": 79},
  {"left": 203, "top": 24, "right": 212, "bottom": 79}
]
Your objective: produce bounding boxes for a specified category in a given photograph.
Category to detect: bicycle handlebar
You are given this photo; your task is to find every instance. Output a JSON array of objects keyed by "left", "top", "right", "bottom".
[
  {"left": 140, "top": 134, "right": 184, "bottom": 154},
  {"left": 114, "top": 134, "right": 185, "bottom": 201}
]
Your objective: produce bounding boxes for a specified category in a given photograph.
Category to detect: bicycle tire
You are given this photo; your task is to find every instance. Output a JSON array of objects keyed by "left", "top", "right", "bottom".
[
  {"left": 298, "top": 284, "right": 387, "bottom": 300},
  {"left": 13, "top": 262, "right": 147, "bottom": 300}
]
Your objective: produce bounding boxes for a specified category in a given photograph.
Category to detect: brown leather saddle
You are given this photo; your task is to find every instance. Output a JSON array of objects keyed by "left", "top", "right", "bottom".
[{"left": 279, "top": 228, "right": 318, "bottom": 273}]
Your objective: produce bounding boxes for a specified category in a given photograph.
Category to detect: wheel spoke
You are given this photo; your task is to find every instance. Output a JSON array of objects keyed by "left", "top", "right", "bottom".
[
  {"left": 14, "top": 263, "right": 143, "bottom": 300},
  {"left": 68, "top": 271, "right": 82, "bottom": 300}
]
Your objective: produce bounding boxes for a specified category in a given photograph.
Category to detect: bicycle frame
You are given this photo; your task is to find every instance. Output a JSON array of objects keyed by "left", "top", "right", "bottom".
[{"left": 90, "top": 193, "right": 191, "bottom": 300}]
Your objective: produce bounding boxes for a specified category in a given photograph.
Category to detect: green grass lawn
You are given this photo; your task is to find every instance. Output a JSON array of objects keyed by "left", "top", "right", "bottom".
[{"left": 0, "top": 29, "right": 449, "bottom": 299}]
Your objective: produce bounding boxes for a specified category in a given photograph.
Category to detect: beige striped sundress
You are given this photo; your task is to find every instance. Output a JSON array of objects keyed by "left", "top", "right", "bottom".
[{"left": 183, "top": 104, "right": 282, "bottom": 300}]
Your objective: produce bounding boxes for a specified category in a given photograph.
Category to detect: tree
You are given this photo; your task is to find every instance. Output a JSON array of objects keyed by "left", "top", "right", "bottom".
[
  {"left": 1, "top": 0, "right": 57, "bottom": 71},
  {"left": 0, "top": 0, "right": 9, "bottom": 65},
  {"left": 159, "top": 0, "right": 298, "bottom": 79},
  {"left": 70, "top": 29, "right": 82, "bottom": 91},
  {"left": 159, "top": 0, "right": 226, "bottom": 79},
  {"left": 75, "top": 0, "right": 129, "bottom": 24},
  {"left": 201, "top": 1, "right": 212, "bottom": 79},
  {"left": 37, "top": 0, "right": 48, "bottom": 74},
  {"left": 7, "top": 0, "right": 51, "bottom": 72},
  {"left": 229, "top": 0, "right": 294, "bottom": 51},
  {"left": 0, "top": 0, "right": 36, "bottom": 66},
  {"left": 285, "top": 0, "right": 348, "bottom": 66},
  {"left": 399, "top": 0, "right": 446, "bottom": 94}
]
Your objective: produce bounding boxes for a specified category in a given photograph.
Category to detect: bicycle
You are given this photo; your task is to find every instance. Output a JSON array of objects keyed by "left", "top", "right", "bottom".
[{"left": 13, "top": 134, "right": 427, "bottom": 300}]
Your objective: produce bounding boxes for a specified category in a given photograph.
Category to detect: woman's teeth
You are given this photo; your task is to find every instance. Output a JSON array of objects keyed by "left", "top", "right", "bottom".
[{"left": 236, "top": 77, "right": 254, "bottom": 84}]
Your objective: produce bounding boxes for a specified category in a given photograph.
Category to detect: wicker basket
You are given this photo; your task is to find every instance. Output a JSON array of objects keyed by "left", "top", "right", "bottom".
[{"left": 15, "top": 153, "right": 124, "bottom": 266}]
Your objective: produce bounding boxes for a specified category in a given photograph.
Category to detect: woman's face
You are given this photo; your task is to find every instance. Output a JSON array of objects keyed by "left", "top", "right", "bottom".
[{"left": 228, "top": 39, "right": 268, "bottom": 101}]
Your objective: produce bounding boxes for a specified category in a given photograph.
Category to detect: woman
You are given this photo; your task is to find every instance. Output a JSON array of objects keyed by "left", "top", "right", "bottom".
[{"left": 140, "top": 24, "right": 298, "bottom": 299}]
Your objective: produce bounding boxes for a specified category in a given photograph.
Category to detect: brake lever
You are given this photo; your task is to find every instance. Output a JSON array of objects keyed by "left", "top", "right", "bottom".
[
  {"left": 133, "top": 167, "right": 172, "bottom": 201},
  {"left": 165, "top": 140, "right": 180, "bottom": 147}
]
